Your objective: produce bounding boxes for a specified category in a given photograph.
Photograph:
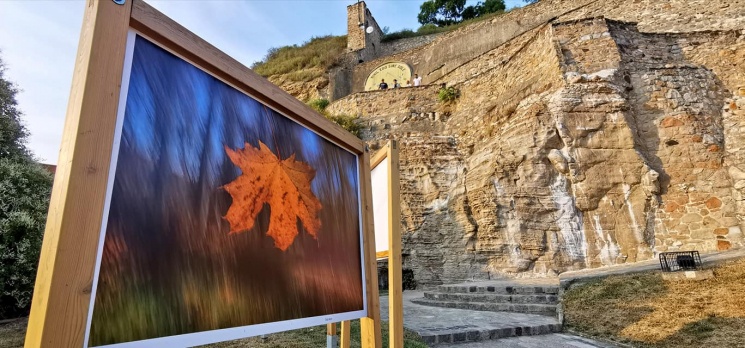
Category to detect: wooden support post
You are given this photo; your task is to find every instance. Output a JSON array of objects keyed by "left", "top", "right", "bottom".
[
  {"left": 387, "top": 140, "right": 403, "bottom": 348},
  {"left": 360, "top": 149, "right": 382, "bottom": 348},
  {"left": 340, "top": 321, "right": 351, "bottom": 348},
  {"left": 327, "top": 323, "right": 338, "bottom": 348},
  {"left": 25, "top": 1, "right": 132, "bottom": 347}
]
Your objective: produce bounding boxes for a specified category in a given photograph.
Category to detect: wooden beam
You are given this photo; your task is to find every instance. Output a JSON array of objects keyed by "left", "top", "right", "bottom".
[
  {"left": 370, "top": 145, "right": 389, "bottom": 169},
  {"left": 25, "top": 0, "right": 132, "bottom": 347},
  {"left": 359, "top": 149, "right": 382, "bottom": 348},
  {"left": 387, "top": 140, "right": 404, "bottom": 348}
]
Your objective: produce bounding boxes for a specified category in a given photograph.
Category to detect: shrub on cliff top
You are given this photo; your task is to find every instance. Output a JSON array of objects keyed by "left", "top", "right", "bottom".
[
  {"left": 306, "top": 99, "right": 361, "bottom": 138},
  {"left": 307, "top": 98, "right": 330, "bottom": 113},
  {"left": 326, "top": 113, "right": 362, "bottom": 138}
]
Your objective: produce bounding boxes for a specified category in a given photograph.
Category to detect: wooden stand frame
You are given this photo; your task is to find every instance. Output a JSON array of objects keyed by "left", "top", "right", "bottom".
[
  {"left": 370, "top": 141, "right": 403, "bottom": 348},
  {"left": 25, "top": 0, "right": 380, "bottom": 347}
]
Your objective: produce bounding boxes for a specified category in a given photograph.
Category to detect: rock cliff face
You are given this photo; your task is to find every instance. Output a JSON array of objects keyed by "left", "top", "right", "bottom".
[{"left": 285, "top": 0, "right": 745, "bottom": 287}]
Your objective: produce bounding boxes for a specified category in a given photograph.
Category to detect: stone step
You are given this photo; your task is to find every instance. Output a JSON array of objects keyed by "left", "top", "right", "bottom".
[
  {"left": 437, "top": 283, "right": 560, "bottom": 295},
  {"left": 410, "top": 297, "right": 557, "bottom": 316},
  {"left": 423, "top": 291, "right": 559, "bottom": 304},
  {"left": 417, "top": 321, "right": 562, "bottom": 345}
]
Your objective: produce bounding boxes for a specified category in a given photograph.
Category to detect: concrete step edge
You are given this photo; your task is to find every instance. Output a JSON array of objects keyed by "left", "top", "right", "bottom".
[
  {"left": 411, "top": 298, "right": 558, "bottom": 314},
  {"left": 417, "top": 322, "right": 563, "bottom": 345},
  {"left": 436, "top": 285, "right": 560, "bottom": 295},
  {"left": 423, "top": 292, "right": 560, "bottom": 304}
]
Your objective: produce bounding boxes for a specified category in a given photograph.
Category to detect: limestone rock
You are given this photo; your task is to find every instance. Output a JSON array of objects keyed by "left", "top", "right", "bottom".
[{"left": 322, "top": 12, "right": 745, "bottom": 287}]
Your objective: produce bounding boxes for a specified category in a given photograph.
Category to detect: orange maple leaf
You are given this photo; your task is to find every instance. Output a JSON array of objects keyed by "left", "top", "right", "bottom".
[{"left": 223, "top": 141, "right": 322, "bottom": 251}]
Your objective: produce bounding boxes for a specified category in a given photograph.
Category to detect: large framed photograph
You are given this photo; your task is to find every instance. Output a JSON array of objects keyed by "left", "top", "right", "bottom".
[
  {"left": 84, "top": 31, "right": 366, "bottom": 348},
  {"left": 26, "top": 1, "right": 379, "bottom": 347}
]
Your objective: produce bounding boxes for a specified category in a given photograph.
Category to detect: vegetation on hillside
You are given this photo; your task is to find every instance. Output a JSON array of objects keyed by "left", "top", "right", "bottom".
[
  {"left": 251, "top": 36, "right": 346, "bottom": 82},
  {"left": 417, "top": 0, "right": 505, "bottom": 27},
  {"left": 382, "top": 5, "right": 508, "bottom": 42},
  {"left": 563, "top": 259, "right": 745, "bottom": 348},
  {"left": 253, "top": 1, "right": 527, "bottom": 83},
  {"left": 0, "top": 54, "right": 53, "bottom": 319},
  {"left": 437, "top": 86, "right": 460, "bottom": 103},
  {"left": 308, "top": 98, "right": 362, "bottom": 138}
]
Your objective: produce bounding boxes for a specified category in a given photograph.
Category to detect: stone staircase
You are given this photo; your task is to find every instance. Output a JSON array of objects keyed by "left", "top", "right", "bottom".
[
  {"left": 382, "top": 290, "right": 563, "bottom": 346},
  {"left": 410, "top": 280, "right": 560, "bottom": 317}
]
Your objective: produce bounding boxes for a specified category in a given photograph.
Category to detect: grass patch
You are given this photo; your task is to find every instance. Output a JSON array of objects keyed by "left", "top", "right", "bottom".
[
  {"left": 202, "top": 319, "right": 428, "bottom": 348},
  {"left": 0, "top": 319, "right": 425, "bottom": 348},
  {"left": 252, "top": 36, "right": 346, "bottom": 82},
  {"left": 381, "top": 24, "right": 443, "bottom": 42},
  {"left": 563, "top": 259, "right": 745, "bottom": 348},
  {"left": 308, "top": 98, "right": 330, "bottom": 114}
]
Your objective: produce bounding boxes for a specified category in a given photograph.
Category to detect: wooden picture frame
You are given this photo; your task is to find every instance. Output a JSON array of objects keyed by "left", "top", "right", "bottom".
[
  {"left": 25, "top": 0, "right": 380, "bottom": 347},
  {"left": 369, "top": 140, "right": 403, "bottom": 348}
]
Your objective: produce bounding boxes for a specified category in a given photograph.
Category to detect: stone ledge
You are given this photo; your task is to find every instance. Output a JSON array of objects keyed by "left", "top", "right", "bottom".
[{"left": 661, "top": 269, "right": 715, "bottom": 281}]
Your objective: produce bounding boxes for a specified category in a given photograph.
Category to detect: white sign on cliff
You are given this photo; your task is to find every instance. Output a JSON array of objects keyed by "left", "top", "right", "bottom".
[{"left": 364, "top": 62, "right": 412, "bottom": 91}]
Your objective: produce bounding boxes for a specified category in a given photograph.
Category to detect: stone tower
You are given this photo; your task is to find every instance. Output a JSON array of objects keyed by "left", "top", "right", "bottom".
[{"left": 346, "top": 1, "right": 383, "bottom": 61}]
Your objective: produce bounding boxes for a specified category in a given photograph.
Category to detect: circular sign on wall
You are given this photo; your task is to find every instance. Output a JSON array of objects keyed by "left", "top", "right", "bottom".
[{"left": 364, "top": 62, "right": 412, "bottom": 91}]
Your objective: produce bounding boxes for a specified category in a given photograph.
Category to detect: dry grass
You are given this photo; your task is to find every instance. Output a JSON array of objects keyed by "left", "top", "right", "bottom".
[
  {"left": 564, "top": 259, "right": 745, "bottom": 347},
  {"left": 0, "top": 319, "right": 425, "bottom": 348},
  {"left": 252, "top": 36, "right": 346, "bottom": 82},
  {"left": 0, "top": 320, "right": 25, "bottom": 348}
]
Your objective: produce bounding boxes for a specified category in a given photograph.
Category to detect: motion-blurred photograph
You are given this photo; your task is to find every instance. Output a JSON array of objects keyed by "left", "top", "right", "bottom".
[{"left": 87, "top": 34, "right": 364, "bottom": 347}]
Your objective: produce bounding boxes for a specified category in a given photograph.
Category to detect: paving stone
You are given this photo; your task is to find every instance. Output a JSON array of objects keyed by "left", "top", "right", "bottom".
[
  {"left": 381, "top": 292, "right": 562, "bottom": 345},
  {"left": 435, "top": 333, "right": 619, "bottom": 347}
]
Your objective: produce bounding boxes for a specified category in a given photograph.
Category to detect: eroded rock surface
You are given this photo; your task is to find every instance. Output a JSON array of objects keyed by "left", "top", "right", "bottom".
[{"left": 323, "top": 15, "right": 745, "bottom": 286}]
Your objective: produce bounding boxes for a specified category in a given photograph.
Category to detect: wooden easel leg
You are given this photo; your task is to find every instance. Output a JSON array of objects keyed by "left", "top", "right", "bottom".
[
  {"left": 340, "top": 321, "right": 351, "bottom": 348},
  {"left": 327, "top": 323, "right": 338, "bottom": 348},
  {"left": 388, "top": 140, "right": 404, "bottom": 348},
  {"left": 360, "top": 150, "right": 382, "bottom": 348}
]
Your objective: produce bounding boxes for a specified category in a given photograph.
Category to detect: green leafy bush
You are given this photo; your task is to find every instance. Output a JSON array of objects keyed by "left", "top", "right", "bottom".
[
  {"left": 326, "top": 114, "right": 362, "bottom": 138},
  {"left": 437, "top": 86, "right": 460, "bottom": 103},
  {"left": 306, "top": 99, "right": 361, "bottom": 138},
  {"left": 0, "top": 159, "right": 52, "bottom": 318},
  {"left": 0, "top": 54, "right": 54, "bottom": 318}
]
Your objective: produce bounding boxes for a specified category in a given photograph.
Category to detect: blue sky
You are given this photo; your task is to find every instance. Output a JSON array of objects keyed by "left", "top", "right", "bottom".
[{"left": 0, "top": 0, "right": 524, "bottom": 164}]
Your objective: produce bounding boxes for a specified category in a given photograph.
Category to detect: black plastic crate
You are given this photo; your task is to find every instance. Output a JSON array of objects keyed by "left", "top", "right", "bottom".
[{"left": 659, "top": 251, "right": 702, "bottom": 272}]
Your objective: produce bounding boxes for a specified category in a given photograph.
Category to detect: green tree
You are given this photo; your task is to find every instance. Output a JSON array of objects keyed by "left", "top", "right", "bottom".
[
  {"left": 0, "top": 54, "right": 53, "bottom": 318},
  {"left": 418, "top": 0, "right": 467, "bottom": 26},
  {"left": 418, "top": 0, "right": 505, "bottom": 26},
  {"left": 462, "top": 0, "right": 506, "bottom": 20},
  {"left": 0, "top": 58, "right": 29, "bottom": 160}
]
